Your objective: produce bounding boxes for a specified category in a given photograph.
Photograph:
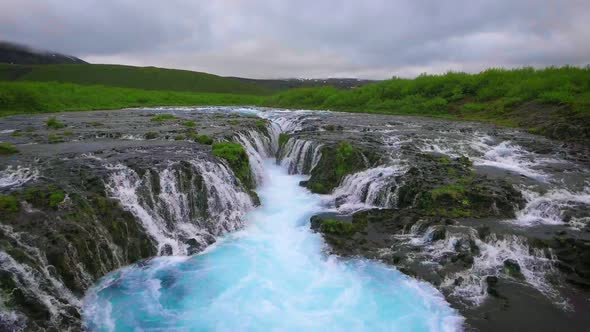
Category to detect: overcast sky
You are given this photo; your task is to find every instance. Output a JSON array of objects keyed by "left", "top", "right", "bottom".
[{"left": 2, "top": 0, "right": 589, "bottom": 79}]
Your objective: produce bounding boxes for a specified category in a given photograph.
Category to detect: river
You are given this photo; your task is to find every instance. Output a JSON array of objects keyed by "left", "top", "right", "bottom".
[{"left": 82, "top": 159, "right": 462, "bottom": 331}]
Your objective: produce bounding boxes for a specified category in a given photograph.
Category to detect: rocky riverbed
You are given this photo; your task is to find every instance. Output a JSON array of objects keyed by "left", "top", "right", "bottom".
[{"left": 0, "top": 106, "right": 589, "bottom": 331}]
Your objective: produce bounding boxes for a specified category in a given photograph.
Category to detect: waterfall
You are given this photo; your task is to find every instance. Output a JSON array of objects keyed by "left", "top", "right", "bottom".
[
  {"left": 105, "top": 160, "right": 254, "bottom": 256},
  {"left": 278, "top": 138, "right": 323, "bottom": 175},
  {"left": 0, "top": 225, "right": 81, "bottom": 331},
  {"left": 331, "top": 165, "right": 406, "bottom": 213},
  {"left": 234, "top": 129, "right": 276, "bottom": 184}
]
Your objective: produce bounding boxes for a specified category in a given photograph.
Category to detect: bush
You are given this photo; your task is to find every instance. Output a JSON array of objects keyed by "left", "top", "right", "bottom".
[{"left": 49, "top": 191, "right": 65, "bottom": 208}]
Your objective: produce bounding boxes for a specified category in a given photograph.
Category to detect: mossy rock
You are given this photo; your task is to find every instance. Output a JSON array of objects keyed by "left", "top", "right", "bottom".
[
  {"left": 212, "top": 142, "right": 255, "bottom": 191},
  {"left": 306, "top": 141, "right": 373, "bottom": 194}
]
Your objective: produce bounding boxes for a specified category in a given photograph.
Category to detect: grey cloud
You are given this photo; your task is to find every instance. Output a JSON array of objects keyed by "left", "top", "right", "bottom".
[{"left": 1, "top": 0, "right": 589, "bottom": 78}]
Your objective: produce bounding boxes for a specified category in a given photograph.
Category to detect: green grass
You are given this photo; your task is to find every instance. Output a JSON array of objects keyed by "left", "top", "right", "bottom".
[
  {"left": 0, "top": 63, "right": 272, "bottom": 95},
  {"left": 0, "top": 143, "right": 19, "bottom": 155},
  {"left": 266, "top": 66, "right": 590, "bottom": 140},
  {"left": 0, "top": 81, "right": 266, "bottom": 116}
]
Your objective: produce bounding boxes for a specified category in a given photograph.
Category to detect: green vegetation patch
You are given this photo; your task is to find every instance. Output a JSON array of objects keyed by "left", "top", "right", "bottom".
[
  {"left": 278, "top": 133, "right": 290, "bottom": 148},
  {"left": 319, "top": 218, "right": 367, "bottom": 236},
  {"left": 151, "top": 114, "right": 176, "bottom": 122},
  {"left": 0, "top": 195, "right": 19, "bottom": 213},
  {"left": 46, "top": 117, "right": 65, "bottom": 129},
  {"left": 23, "top": 187, "right": 66, "bottom": 209},
  {"left": 212, "top": 142, "right": 255, "bottom": 190},
  {"left": 265, "top": 66, "right": 590, "bottom": 142},
  {"left": 181, "top": 120, "right": 196, "bottom": 128},
  {"left": 195, "top": 134, "right": 213, "bottom": 145},
  {"left": 0, "top": 143, "right": 19, "bottom": 155}
]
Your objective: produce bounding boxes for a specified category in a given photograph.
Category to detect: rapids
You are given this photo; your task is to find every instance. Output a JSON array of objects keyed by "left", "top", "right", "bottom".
[{"left": 82, "top": 160, "right": 463, "bottom": 331}]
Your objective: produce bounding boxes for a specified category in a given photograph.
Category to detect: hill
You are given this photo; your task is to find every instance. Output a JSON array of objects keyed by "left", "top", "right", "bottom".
[
  {"left": 0, "top": 63, "right": 273, "bottom": 95},
  {"left": 0, "top": 41, "right": 87, "bottom": 65}
]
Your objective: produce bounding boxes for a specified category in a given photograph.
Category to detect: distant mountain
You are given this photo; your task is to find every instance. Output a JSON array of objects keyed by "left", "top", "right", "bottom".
[
  {"left": 0, "top": 41, "right": 87, "bottom": 65},
  {"left": 230, "top": 77, "right": 376, "bottom": 90}
]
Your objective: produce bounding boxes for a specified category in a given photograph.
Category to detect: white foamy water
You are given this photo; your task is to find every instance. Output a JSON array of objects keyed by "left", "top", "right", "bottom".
[
  {"left": 105, "top": 160, "right": 254, "bottom": 256},
  {"left": 330, "top": 165, "right": 406, "bottom": 213},
  {"left": 83, "top": 160, "right": 463, "bottom": 331},
  {"left": 514, "top": 186, "right": 590, "bottom": 227},
  {"left": 0, "top": 166, "right": 39, "bottom": 189}
]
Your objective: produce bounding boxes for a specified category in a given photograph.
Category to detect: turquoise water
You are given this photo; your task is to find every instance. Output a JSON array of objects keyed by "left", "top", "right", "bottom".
[{"left": 83, "top": 160, "right": 462, "bottom": 331}]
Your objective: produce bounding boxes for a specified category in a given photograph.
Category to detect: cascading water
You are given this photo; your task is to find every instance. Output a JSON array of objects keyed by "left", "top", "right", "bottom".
[
  {"left": 83, "top": 160, "right": 463, "bottom": 331},
  {"left": 279, "top": 138, "right": 323, "bottom": 174},
  {"left": 105, "top": 160, "right": 254, "bottom": 256}
]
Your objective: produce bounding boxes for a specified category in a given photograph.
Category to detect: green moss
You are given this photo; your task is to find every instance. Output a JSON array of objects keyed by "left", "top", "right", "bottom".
[
  {"left": 255, "top": 119, "right": 267, "bottom": 130},
  {"left": 62, "top": 130, "right": 74, "bottom": 136},
  {"left": 320, "top": 218, "right": 367, "bottom": 236},
  {"left": 145, "top": 131, "right": 159, "bottom": 139},
  {"left": 0, "top": 143, "right": 19, "bottom": 155},
  {"left": 174, "top": 134, "right": 185, "bottom": 141},
  {"left": 195, "top": 134, "right": 213, "bottom": 145},
  {"left": 150, "top": 114, "right": 176, "bottom": 122},
  {"left": 47, "top": 134, "right": 63, "bottom": 143},
  {"left": 335, "top": 142, "right": 356, "bottom": 178},
  {"left": 431, "top": 184, "right": 466, "bottom": 200},
  {"left": 179, "top": 120, "right": 195, "bottom": 128},
  {"left": 0, "top": 195, "right": 19, "bottom": 213},
  {"left": 228, "top": 120, "right": 241, "bottom": 125},
  {"left": 10, "top": 130, "right": 22, "bottom": 137},
  {"left": 278, "top": 133, "right": 290, "bottom": 148},
  {"left": 212, "top": 142, "right": 255, "bottom": 189},
  {"left": 46, "top": 117, "right": 65, "bottom": 129},
  {"left": 49, "top": 191, "right": 65, "bottom": 208},
  {"left": 308, "top": 182, "right": 328, "bottom": 194}
]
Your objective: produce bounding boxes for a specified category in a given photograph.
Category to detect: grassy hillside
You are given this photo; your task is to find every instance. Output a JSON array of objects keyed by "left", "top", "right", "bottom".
[
  {"left": 0, "top": 81, "right": 264, "bottom": 116},
  {"left": 0, "top": 63, "right": 272, "bottom": 95},
  {"left": 266, "top": 67, "right": 590, "bottom": 142}
]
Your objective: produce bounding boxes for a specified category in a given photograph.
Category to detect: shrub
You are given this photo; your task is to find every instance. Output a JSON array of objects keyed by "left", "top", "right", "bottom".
[{"left": 174, "top": 134, "right": 185, "bottom": 141}]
